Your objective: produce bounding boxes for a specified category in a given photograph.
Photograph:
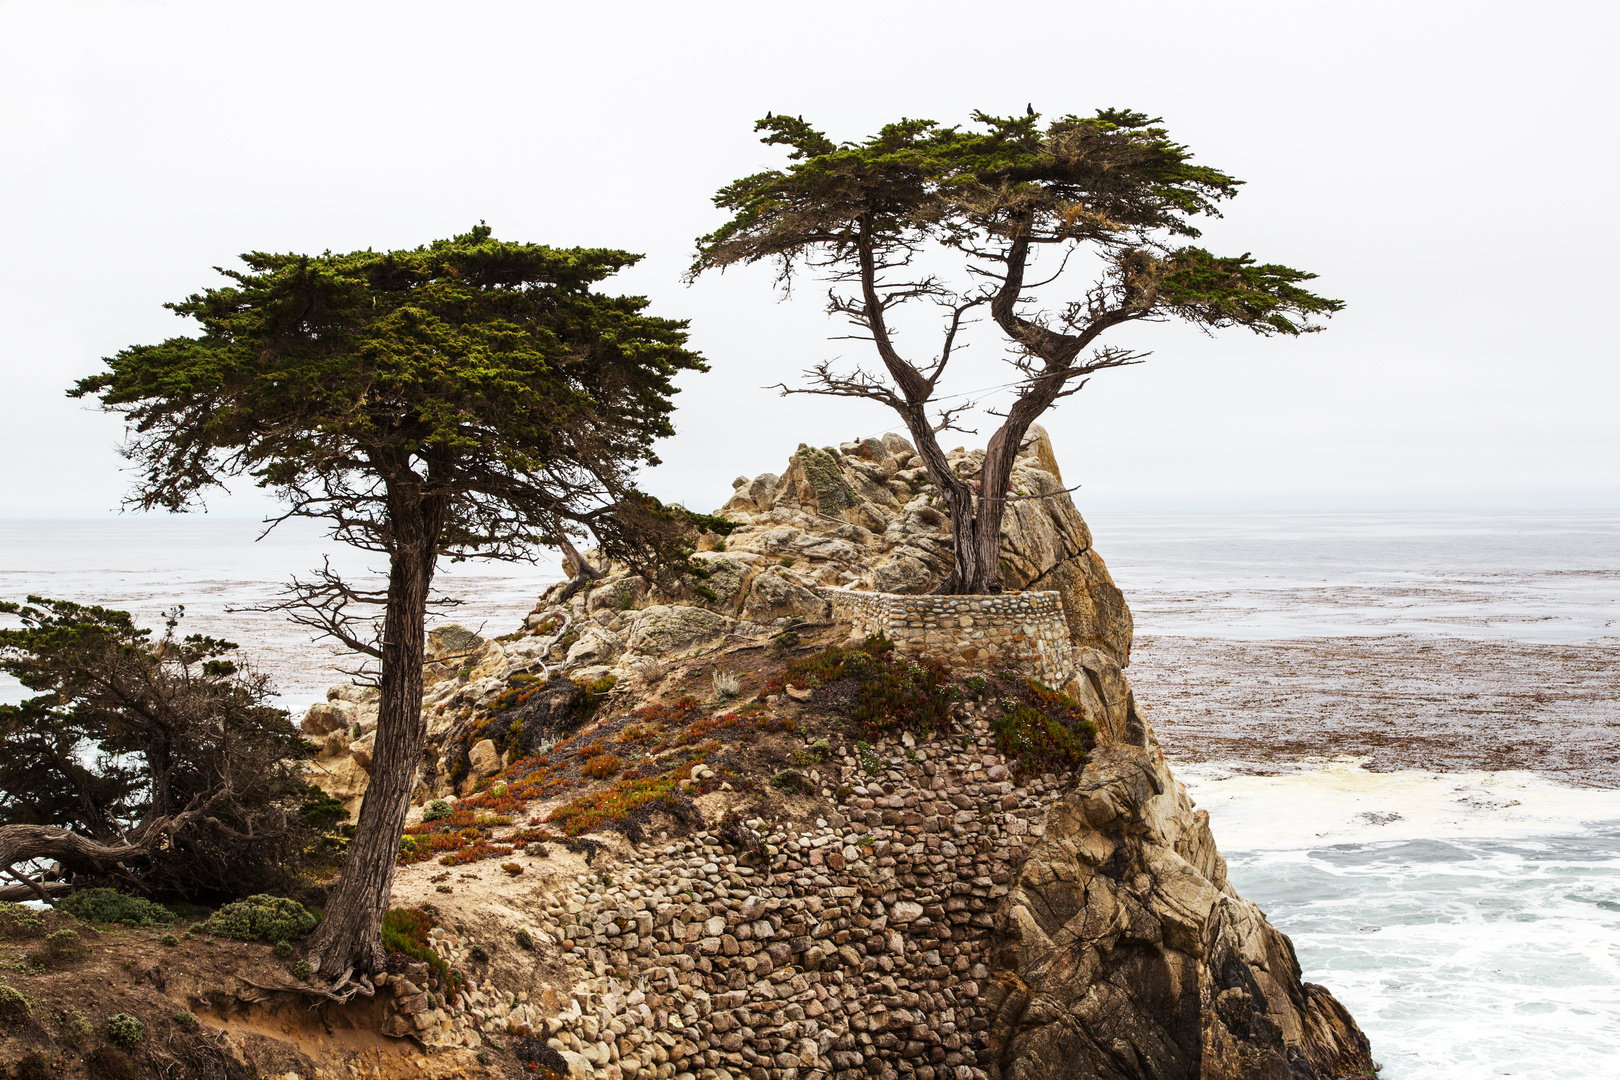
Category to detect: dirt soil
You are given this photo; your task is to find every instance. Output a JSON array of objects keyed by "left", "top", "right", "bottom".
[{"left": 0, "top": 906, "right": 477, "bottom": 1080}]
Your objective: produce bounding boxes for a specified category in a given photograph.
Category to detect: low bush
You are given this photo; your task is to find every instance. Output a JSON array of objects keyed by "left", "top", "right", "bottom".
[
  {"left": 200, "top": 895, "right": 318, "bottom": 943},
  {"left": 767, "top": 635, "right": 957, "bottom": 736},
  {"left": 56, "top": 1008, "right": 94, "bottom": 1048},
  {"left": 0, "top": 985, "right": 31, "bottom": 1025},
  {"left": 103, "top": 1013, "right": 146, "bottom": 1048},
  {"left": 581, "top": 752, "right": 623, "bottom": 780},
  {"left": 171, "top": 1010, "right": 198, "bottom": 1029},
  {"left": 58, "top": 889, "right": 175, "bottom": 927},
  {"left": 0, "top": 902, "right": 45, "bottom": 939},
  {"left": 26, "top": 928, "right": 85, "bottom": 967},
  {"left": 421, "top": 799, "right": 453, "bottom": 822},
  {"left": 991, "top": 679, "right": 1096, "bottom": 774},
  {"left": 546, "top": 773, "right": 681, "bottom": 837}
]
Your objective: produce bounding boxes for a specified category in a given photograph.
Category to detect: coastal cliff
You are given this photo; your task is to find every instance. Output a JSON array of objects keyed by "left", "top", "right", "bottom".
[{"left": 265, "top": 430, "right": 1375, "bottom": 1079}]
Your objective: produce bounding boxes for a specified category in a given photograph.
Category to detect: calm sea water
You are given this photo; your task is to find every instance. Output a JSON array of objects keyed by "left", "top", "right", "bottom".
[
  {"left": 3, "top": 509, "right": 1618, "bottom": 1075},
  {"left": 0, "top": 516, "right": 560, "bottom": 709}
]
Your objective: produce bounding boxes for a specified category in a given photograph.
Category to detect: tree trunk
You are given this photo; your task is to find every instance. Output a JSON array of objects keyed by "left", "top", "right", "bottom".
[
  {"left": 967, "top": 412, "right": 1043, "bottom": 594},
  {"left": 306, "top": 522, "right": 437, "bottom": 980},
  {"left": 553, "top": 532, "right": 605, "bottom": 604},
  {"left": 890, "top": 408, "right": 994, "bottom": 595}
]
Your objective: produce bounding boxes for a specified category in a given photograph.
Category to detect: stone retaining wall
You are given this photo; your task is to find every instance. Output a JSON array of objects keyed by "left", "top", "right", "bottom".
[
  {"left": 399, "top": 715, "right": 1063, "bottom": 1080},
  {"left": 819, "top": 588, "right": 1077, "bottom": 688}
]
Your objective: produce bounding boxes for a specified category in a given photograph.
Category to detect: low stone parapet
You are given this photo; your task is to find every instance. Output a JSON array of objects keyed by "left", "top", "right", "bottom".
[{"left": 819, "top": 587, "right": 1077, "bottom": 687}]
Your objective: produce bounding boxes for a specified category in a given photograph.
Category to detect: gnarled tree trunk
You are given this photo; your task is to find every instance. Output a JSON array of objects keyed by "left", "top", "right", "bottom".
[{"left": 306, "top": 477, "right": 445, "bottom": 982}]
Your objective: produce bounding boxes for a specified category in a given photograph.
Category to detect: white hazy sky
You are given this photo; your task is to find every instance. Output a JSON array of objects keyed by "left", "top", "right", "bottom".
[{"left": 2, "top": 0, "right": 1616, "bottom": 521}]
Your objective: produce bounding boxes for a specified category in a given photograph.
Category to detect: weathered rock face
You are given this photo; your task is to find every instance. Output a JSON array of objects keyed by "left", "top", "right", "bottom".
[
  {"left": 984, "top": 732, "right": 1374, "bottom": 1079},
  {"left": 704, "top": 425, "right": 1130, "bottom": 664}
]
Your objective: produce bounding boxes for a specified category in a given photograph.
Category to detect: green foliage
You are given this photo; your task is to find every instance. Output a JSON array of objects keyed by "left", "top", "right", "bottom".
[
  {"left": 991, "top": 680, "right": 1097, "bottom": 774},
  {"left": 381, "top": 908, "right": 457, "bottom": 988},
  {"left": 71, "top": 225, "right": 707, "bottom": 529},
  {"left": 160, "top": 934, "right": 178, "bottom": 947},
  {"left": 26, "top": 929, "right": 85, "bottom": 968},
  {"left": 56, "top": 1008, "right": 94, "bottom": 1048},
  {"left": 695, "top": 109, "right": 1339, "bottom": 336},
  {"left": 514, "top": 927, "right": 536, "bottom": 951},
  {"left": 292, "top": 959, "right": 313, "bottom": 980},
  {"left": 421, "top": 799, "right": 453, "bottom": 823},
  {"left": 274, "top": 940, "right": 294, "bottom": 958},
  {"left": 59, "top": 889, "right": 176, "bottom": 927},
  {"left": 199, "top": 895, "right": 317, "bottom": 943},
  {"left": 769, "top": 635, "right": 957, "bottom": 736},
  {"left": 0, "top": 985, "right": 31, "bottom": 1025},
  {"left": 102, "top": 1014, "right": 146, "bottom": 1049},
  {"left": 171, "top": 1010, "right": 198, "bottom": 1030}
]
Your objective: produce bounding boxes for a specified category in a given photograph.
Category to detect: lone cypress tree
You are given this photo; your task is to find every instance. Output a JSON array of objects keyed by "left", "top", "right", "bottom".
[
  {"left": 72, "top": 225, "right": 706, "bottom": 989},
  {"left": 692, "top": 109, "right": 1342, "bottom": 593}
]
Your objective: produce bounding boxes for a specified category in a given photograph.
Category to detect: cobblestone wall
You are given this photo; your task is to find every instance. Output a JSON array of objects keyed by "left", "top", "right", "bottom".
[
  {"left": 819, "top": 588, "right": 1077, "bottom": 688},
  {"left": 405, "top": 714, "right": 1067, "bottom": 1080}
]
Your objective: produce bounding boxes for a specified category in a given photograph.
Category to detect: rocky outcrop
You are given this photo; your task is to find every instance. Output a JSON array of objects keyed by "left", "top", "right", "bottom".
[
  {"left": 288, "top": 430, "right": 1370, "bottom": 1079},
  {"left": 362, "top": 643, "right": 1371, "bottom": 1080},
  {"left": 708, "top": 427, "right": 1132, "bottom": 666},
  {"left": 984, "top": 737, "right": 1374, "bottom": 1079}
]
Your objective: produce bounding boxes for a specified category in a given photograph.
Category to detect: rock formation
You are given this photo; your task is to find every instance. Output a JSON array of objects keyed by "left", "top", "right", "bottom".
[{"left": 286, "top": 430, "right": 1373, "bottom": 1080}]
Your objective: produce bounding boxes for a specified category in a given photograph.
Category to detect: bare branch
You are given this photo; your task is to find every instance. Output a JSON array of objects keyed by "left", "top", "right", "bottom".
[{"left": 932, "top": 401, "right": 979, "bottom": 436}]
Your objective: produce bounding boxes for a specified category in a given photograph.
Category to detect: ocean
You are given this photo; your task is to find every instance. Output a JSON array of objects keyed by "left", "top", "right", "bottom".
[{"left": 3, "top": 509, "right": 1618, "bottom": 1075}]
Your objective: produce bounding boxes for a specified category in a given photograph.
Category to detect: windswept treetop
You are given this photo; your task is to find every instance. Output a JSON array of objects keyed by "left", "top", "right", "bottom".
[
  {"left": 691, "top": 110, "right": 1341, "bottom": 593},
  {"left": 696, "top": 109, "right": 1337, "bottom": 338},
  {"left": 74, "top": 224, "right": 707, "bottom": 559}
]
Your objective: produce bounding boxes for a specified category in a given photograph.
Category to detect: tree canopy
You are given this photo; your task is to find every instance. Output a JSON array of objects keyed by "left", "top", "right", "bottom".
[
  {"left": 72, "top": 224, "right": 708, "bottom": 988},
  {"left": 692, "top": 109, "right": 1342, "bottom": 593},
  {"left": 74, "top": 223, "right": 705, "bottom": 571}
]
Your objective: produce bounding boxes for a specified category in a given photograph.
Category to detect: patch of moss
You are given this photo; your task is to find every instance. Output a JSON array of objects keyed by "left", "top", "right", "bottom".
[{"left": 794, "top": 446, "right": 858, "bottom": 513}]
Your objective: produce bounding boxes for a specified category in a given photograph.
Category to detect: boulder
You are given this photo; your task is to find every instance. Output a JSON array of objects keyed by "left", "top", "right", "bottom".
[
  {"left": 623, "top": 605, "right": 737, "bottom": 656},
  {"left": 426, "top": 623, "right": 485, "bottom": 663},
  {"left": 564, "top": 626, "right": 623, "bottom": 668},
  {"left": 467, "top": 739, "right": 502, "bottom": 781},
  {"left": 739, "top": 568, "right": 831, "bottom": 624},
  {"left": 300, "top": 702, "right": 347, "bottom": 737},
  {"left": 586, "top": 575, "right": 648, "bottom": 615}
]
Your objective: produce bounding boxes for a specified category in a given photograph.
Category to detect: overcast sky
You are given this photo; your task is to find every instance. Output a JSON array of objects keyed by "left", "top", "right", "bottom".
[{"left": 2, "top": 0, "right": 1616, "bottom": 523}]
